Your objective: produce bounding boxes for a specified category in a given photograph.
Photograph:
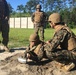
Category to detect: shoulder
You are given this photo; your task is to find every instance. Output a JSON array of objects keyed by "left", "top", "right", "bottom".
[
  {"left": 40, "top": 11, "right": 45, "bottom": 14},
  {"left": 55, "top": 28, "right": 68, "bottom": 36},
  {"left": 41, "top": 11, "right": 47, "bottom": 16},
  {"left": 56, "top": 26, "right": 72, "bottom": 35}
]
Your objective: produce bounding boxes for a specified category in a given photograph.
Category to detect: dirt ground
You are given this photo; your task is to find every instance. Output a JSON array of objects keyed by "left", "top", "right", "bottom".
[{"left": 0, "top": 47, "right": 76, "bottom": 75}]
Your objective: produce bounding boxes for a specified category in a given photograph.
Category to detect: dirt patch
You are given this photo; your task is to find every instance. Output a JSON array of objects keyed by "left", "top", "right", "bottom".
[{"left": 0, "top": 51, "right": 76, "bottom": 75}]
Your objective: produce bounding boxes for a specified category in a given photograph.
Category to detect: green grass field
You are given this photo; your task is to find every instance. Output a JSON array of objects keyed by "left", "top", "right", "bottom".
[{"left": 0, "top": 28, "right": 76, "bottom": 48}]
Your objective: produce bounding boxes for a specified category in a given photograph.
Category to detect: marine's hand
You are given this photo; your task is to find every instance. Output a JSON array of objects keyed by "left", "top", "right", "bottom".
[
  {"left": 27, "top": 53, "right": 30, "bottom": 58},
  {"left": 46, "top": 41, "right": 50, "bottom": 44},
  {"left": 5, "top": 16, "right": 9, "bottom": 20}
]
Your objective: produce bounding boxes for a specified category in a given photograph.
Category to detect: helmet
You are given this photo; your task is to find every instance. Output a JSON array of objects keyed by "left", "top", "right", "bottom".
[
  {"left": 29, "top": 33, "right": 40, "bottom": 41},
  {"left": 36, "top": 4, "right": 41, "bottom": 9},
  {"left": 48, "top": 13, "right": 62, "bottom": 23}
]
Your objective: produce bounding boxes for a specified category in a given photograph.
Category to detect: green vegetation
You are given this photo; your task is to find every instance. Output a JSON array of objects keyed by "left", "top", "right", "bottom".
[
  {"left": 8, "top": 28, "right": 54, "bottom": 48},
  {"left": 0, "top": 28, "right": 76, "bottom": 48},
  {"left": 9, "top": 28, "right": 34, "bottom": 48},
  {"left": 8, "top": 0, "right": 76, "bottom": 28}
]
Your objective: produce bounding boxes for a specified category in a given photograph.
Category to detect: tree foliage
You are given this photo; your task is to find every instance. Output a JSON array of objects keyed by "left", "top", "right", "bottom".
[
  {"left": 9, "top": 0, "right": 76, "bottom": 28},
  {"left": 17, "top": 4, "right": 24, "bottom": 12}
]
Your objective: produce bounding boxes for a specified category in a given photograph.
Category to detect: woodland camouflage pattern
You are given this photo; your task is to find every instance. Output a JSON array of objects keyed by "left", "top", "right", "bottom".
[
  {"left": 44, "top": 25, "right": 76, "bottom": 63},
  {"left": 31, "top": 4, "right": 47, "bottom": 41},
  {"left": 24, "top": 41, "right": 44, "bottom": 61}
]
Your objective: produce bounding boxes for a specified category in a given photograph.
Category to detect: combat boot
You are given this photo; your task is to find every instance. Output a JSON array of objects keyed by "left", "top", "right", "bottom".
[
  {"left": 4, "top": 46, "right": 9, "bottom": 52},
  {"left": 61, "top": 62, "right": 75, "bottom": 72},
  {"left": 0, "top": 45, "right": 9, "bottom": 52}
]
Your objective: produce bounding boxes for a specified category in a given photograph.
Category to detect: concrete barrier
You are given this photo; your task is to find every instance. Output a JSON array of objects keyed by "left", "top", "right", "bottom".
[{"left": 9, "top": 17, "right": 34, "bottom": 28}]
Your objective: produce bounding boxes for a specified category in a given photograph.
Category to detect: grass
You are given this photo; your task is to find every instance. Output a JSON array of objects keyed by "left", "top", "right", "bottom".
[
  {"left": 9, "top": 28, "right": 35, "bottom": 48},
  {"left": 0, "top": 28, "right": 76, "bottom": 48}
]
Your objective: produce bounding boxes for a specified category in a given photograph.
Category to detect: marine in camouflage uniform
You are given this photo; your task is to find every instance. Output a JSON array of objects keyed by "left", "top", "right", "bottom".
[
  {"left": 44, "top": 13, "right": 76, "bottom": 71},
  {"left": 0, "top": 0, "right": 9, "bottom": 51},
  {"left": 24, "top": 33, "right": 44, "bottom": 62},
  {"left": 31, "top": 4, "right": 47, "bottom": 41}
]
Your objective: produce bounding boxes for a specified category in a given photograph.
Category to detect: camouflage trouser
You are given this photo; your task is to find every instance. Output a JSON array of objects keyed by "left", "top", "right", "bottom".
[
  {"left": 0, "top": 19, "right": 9, "bottom": 46},
  {"left": 46, "top": 49, "right": 76, "bottom": 63},
  {"left": 44, "top": 44, "right": 76, "bottom": 63},
  {"left": 34, "top": 23, "right": 44, "bottom": 41}
]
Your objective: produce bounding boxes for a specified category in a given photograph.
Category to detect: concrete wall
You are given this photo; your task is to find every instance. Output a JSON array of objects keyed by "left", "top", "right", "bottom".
[{"left": 9, "top": 17, "right": 34, "bottom": 28}]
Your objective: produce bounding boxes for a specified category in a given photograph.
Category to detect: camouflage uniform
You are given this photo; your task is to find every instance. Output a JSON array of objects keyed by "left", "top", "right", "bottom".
[
  {"left": 31, "top": 4, "right": 47, "bottom": 41},
  {"left": 0, "top": 0, "right": 9, "bottom": 47},
  {"left": 24, "top": 33, "right": 44, "bottom": 62},
  {"left": 24, "top": 41, "right": 44, "bottom": 61},
  {"left": 45, "top": 25, "right": 76, "bottom": 63},
  {"left": 45, "top": 13, "right": 76, "bottom": 64}
]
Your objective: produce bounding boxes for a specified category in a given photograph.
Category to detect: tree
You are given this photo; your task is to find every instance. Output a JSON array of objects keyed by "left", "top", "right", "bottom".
[
  {"left": 17, "top": 4, "right": 24, "bottom": 13},
  {"left": 9, "top": 0, "right": 76, "bottom": 28},
  {"left": 25, "top": 0, "right": 41, "bottom": 14},
  {"left": 17, "top": 4, "right": 24, "bottom": 28}
]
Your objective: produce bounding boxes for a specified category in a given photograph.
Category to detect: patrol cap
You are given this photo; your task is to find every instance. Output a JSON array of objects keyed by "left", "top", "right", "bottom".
[
  {"left": 29, "top": 33, "right": 40, "bottom": 42},
  {"left": 48, "top": 13, "right": 62, "bottom": 23},
  {"left": 36, "top": 4, "right": 41, "bottom": 9}
]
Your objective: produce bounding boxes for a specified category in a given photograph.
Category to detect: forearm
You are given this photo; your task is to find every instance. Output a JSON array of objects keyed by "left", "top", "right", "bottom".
[{"left": 46, "top": 29, "right": 68, "bottom": 51}]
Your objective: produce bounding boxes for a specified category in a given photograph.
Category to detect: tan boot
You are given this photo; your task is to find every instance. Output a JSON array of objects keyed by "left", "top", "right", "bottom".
[
  {"left": 4, "top": 46, "right": 9, "bottom": 52},
  {"left": 61, "top": 62, "right": 75, "bottom": 72},
  {"left": 0, "top": 45, "right": 9, "bottom": 52},
  {"left": 55, "top": 61, "right": 65, "bottom": 69},
  {"left": 0, "top": 45, "right": 4, "bottom": 50}
]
